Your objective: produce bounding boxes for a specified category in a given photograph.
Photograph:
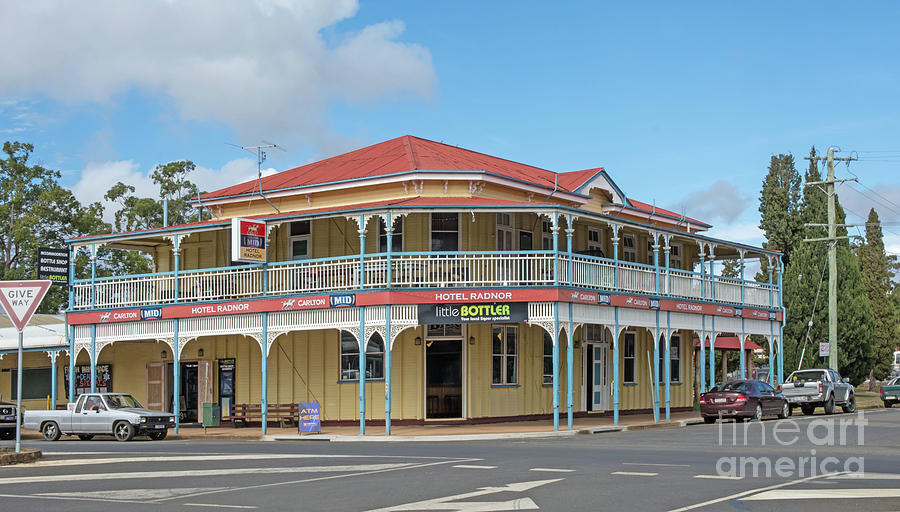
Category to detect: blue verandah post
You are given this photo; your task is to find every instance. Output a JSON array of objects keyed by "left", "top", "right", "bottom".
[
  {"left": 90, "top": 324, "right": 96, "bottom": 393},
  {"left": 68, "top": 245, "right": 76, "bottom": 402},
  {"left": 663, "top": 238, "right": 671, "bottom": 421},
  {"left": 173, "top": 318, "right": 180, "bottom": 433},
  {"left": 385, "top": 304, "right": 392, "bottom": 436},
  {"left": 778, "top": 257, "right": 785, "bottom": 384},
  {"left": 566, "top": 215, "right": 575, "bottom": 429},
  {"left": 358, "top": 215, "right": 366, "bottom": 436},
  {"left": 50, "top": 350, "right": 57, "bottom": 409},
  {"left": 90, "top": 244, "right": 96, "bottom": 309},
  {"left": 613, "top": 307, "right": 620, "bottom": 425},
  {"left": 552, "top": 302, "right": 560, "bottom": 431},
  {"left": 653, "top": 311, "right": 660, "bottom": 422},
  {"left": 739, "top": 252, "right": 746, "bottom": 378},
  {"left": 261, "top": 312, "right": 268, "bottom": 435},
  {"left": 709, "top": 254, "right": 716, "bottom": 390},
  {"left": 699, "top": 247, "right": 706, "bottom": 394},
  {"left": 768, "top": 258, "right": 775, "bottom": 387},
  {"left": 612, "top": 225, "right": 620, "bottom": 290}
]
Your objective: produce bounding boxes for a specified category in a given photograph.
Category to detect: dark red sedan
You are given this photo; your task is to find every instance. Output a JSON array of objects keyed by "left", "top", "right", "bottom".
[{"left": 700, "top": 379, "right": 790, "bottom": 423}]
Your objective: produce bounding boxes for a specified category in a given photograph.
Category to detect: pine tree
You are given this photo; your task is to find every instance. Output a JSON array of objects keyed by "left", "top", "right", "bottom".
[
  {"left": 758, "top": 152, "right": 803, "bottom": 277},
  {"left": 782, "top": 155, "right": 875, "bottom": 383},
  {"left": 855, "top": 209, "right": 897, "bottom": 381}
]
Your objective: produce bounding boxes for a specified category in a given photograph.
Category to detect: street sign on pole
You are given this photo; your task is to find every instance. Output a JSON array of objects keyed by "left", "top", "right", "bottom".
[
  {"left": 819, "top": 342, "right": 831, "bottom": 358},
  {"left": 0, "top": 280, "right": 52, "bottom": 454}
]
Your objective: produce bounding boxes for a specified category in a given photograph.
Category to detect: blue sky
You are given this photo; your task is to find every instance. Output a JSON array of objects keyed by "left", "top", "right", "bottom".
[{"left": 2, "top": 1, "right": 899, "bottom": 254}]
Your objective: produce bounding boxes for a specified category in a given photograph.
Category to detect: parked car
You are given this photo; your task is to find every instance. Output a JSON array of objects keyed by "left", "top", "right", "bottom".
[
  {"left": 781, "top": 369, "right": 856, "bottom": 415},
  {"left": 0, "top": 398, "right": 20, "bottom": 440},
  {"left": 700, "top": 379, "right": 789, "bottom": 423},
  {"left": 882, "top": 377, "right": 900, "bottom": 408},
  {"left": 23, "top": 393, "right": 174, "bottom": 442}
]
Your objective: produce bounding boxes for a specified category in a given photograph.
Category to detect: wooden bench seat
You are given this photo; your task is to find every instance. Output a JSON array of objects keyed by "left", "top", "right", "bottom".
[{"left": 231, "top": 403, "right": 299, "bottom": 428}]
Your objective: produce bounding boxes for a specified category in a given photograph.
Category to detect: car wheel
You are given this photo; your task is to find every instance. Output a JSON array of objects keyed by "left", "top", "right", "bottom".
[
  {"left": 801, "top": 405, "right": 815, "bottom": 416},
  {"left": 841, "top": 394, "right": 856, "bottom": 414},
  {"left": 824, "top": 395, "right": 835, "bottom": 415},
  {"left": 703, "top": 416, "right": 716, "bottom": 424},
  {"left": 148, "top": 430, "right": 168, "bottom": 441},
  {"left": 42, "top": 421, "right": 61, "bottom": 441},
  {"left": 778, "top": 401, "right": 790, "bottom": 419},
  {"left": 77, "top": 434, "right": 95, "bottom": 441},
  {"left": 753, "top": 404, "right": 763, "bottom": 422},
  {"left": 114, "top": 421, "right": 135, "bottom": 442}
]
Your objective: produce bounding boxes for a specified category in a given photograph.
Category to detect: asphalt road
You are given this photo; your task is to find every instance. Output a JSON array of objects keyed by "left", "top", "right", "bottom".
[{"left": 1, "top": 408, "right": 898, "bottom": 511}]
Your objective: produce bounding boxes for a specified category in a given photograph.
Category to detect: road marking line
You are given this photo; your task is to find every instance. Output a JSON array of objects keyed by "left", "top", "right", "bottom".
[
  {"left": 184, "top": 504, "right": 258, "bottom": 509},
  {"left": 151, "top": 458, "right": 482, "bottom": 504},
  {"left": 0, "top": 464, "right": 415, "bottom": 485},
  {"left": 667, "top": 472, "right": 843, "bottom": 512},
  {"left": 623, "top": 462, "right": 690, "bottom": 467},
  {"left": 828, "top": 473, "right": 900, "bottom": 480},
  {"left": 363, "top": 479, "right": 561, "bottom": 512},
  {"left": 743, "top": 488, "right": 900, "bottom": 501},
  {"left": 693, "top": 475, "right": 743, "bottom": 480},
  {"left": 453, "top": 465, "right": 497, "bottom": 469},
  {"left": 31, "top": 453, "right": 458, "bottom": 467},
  {"left": 37, "top": 488, "right": 226, "bottom": 501},
  {"left": 529, "top": 468, "right": 575, "bottom": 473},
  {"left": 611, "top": 471, "right": 658, "bottom": 477}
]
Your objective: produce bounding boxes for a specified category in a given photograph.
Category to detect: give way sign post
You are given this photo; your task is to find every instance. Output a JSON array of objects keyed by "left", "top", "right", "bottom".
[{"left": 0, "top": 280, "right": 52, "bottom": 454}]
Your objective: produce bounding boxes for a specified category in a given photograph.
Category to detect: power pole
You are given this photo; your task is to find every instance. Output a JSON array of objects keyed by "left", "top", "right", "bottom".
[{"left": 804, "top": 147, "right": 858, "bottom": 371}]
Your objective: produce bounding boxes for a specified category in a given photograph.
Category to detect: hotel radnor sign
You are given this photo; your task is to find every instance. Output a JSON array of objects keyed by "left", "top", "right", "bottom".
[{"left": 418, "top": 302, "right": 527, "bottom": 324}]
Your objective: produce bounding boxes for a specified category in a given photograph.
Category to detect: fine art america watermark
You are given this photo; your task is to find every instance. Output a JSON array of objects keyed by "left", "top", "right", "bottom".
[{"left": 715, "top": 411, "right": 867, "bottom": 478}]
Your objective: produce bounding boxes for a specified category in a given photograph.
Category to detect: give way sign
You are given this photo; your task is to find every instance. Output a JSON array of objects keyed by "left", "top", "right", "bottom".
[{"left": 0, "top": 280, "right": 52, "bottom": 332}]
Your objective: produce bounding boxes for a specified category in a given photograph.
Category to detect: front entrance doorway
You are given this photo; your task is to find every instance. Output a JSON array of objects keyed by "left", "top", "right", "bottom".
[
  {"left": 585, "top": 343, "right": 610, "bottom": 411},
  {"left": 159, "top": 360, "right": 216, "bottom": 422},
  {"left": 425, "top": 324, "right": 463, "bottom": 419}
]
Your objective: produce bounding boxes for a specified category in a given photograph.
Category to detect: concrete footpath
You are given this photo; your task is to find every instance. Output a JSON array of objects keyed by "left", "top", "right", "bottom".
[{"left": 171, "top": 410, "right": 705, "bottom": 442}]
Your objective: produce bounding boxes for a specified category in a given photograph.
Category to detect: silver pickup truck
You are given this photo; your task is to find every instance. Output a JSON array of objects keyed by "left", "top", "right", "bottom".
[
  {"left": 23, "top": 393, "right": 175, "bottom": 442},
  {"left": 781, "top": 369, "right": 856, "bottom": 415}
]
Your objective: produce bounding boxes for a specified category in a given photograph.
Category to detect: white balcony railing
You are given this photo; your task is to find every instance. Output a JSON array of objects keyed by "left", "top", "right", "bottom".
[{"left": 71, "top": 251, "right": 780, "bottom": 311}]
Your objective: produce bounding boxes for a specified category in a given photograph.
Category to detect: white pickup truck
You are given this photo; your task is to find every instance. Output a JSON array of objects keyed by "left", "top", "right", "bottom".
[
  {"left": 23, "top": 393, "right": 175, "bottom": 442},
  {"left": 781, "top": 369, "right": 856, "bottom": 415}
]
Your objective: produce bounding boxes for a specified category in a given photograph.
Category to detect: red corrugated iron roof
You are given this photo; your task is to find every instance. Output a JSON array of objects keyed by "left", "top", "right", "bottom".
[
  {"left": 200, "top": 135, "right": 569, "bottom": 201},
  {"left": 692, "top": 336, "right": 762, "bottom": 351},
  {"left": 628, "top": 199, "right": 708, "bottom": 227},
  {"left": 555, "top": 168, "right": 604, "bottom": 191},
  {"left": 71, "top": 196, "right": 557, "bottom": 241}
]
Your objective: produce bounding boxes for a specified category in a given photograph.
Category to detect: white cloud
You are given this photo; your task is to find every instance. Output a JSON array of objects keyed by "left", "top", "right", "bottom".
[
  {"left": 0, "top": 1, "right": 434, "bottom": 153},
  {"left": 73, "top": 158, "right": 269, "bottom": 223},
  {"left": 669, "top": 180, "right": 749, "bottom": 224}
]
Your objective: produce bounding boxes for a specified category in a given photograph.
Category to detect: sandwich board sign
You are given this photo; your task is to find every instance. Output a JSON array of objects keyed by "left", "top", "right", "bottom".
[{"left": 0, "top": 280, "right": 52, "bottom": 332}]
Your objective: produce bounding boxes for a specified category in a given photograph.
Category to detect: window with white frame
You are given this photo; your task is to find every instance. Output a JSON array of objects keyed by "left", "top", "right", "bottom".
[
  {"left": 378, "top": 217, "right": 403, "bottom": 253},
  {"left": 669, "top": 244, "right": 682, "bottom": 270},
  {"left": 492, "top": 325, "right": 518, "bottom": 384},
  {"left": 542, "top": 331, "right": 553, "bottom": 385},
  {"left": 541, "top": 220, "right": 553, "bottom": 250},
  {"left": 670, "top": 335, "right": 681, "bottom": 382},
  {"left": 288, "top": 221, "right": 311, "bottom": 260},
  {"left": 587, "top": 227, "right": 603, "bottom": 257},
  {"left": 497, "top": 213, "right": 514, "bottom": 250},
  {"left": 432, "top": 213, "right": 459, "bottom": 251},
  {"left": 340, "top": 331, "right": 385, "bottom": 381},
  {"left": 623, "top": 332, "right": 636, "bottom": 383},
  {"left": 622, "top": 234, "right": 637, "bottom": 262}
]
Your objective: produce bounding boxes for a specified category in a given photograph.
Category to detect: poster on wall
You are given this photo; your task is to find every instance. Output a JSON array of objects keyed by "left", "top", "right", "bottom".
[
  {"left": 231, "top": 218, "right": 267, "bottom": 263},
  {"left": 64, "top": 364, "right": 112, "bottom": 398}
]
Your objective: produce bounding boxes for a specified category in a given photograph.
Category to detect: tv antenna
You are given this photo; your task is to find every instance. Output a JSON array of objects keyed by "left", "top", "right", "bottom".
[{"left": 225, "top": 141, "right": 287, "bottom": 213}]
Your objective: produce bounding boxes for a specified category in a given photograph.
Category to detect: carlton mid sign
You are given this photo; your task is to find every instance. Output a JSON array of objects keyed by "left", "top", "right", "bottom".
[
  {"left": 231, "top": 218, "right": 267, "bottom": 263},
  {"left": 418, "top": 303, "right": 527, "bottom": 324}
]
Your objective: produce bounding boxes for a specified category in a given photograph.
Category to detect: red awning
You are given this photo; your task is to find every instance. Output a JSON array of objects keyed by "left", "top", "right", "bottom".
[{"left": 692, "top": 336, "right": 762, "bottom": 351}]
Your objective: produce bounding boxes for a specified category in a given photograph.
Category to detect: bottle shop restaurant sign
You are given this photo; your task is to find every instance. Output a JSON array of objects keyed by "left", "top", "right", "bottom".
[{"left": 418, "top": 302, "right": 528, "bottom": 324}]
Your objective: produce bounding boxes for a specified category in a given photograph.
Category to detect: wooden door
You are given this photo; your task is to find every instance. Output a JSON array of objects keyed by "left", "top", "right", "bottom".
[
  {"left": 146, "top": 362, "right": 167, "bottom": 411},
  {"left": 197, "top": 360, "right": 215, "bottom": 407}
]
